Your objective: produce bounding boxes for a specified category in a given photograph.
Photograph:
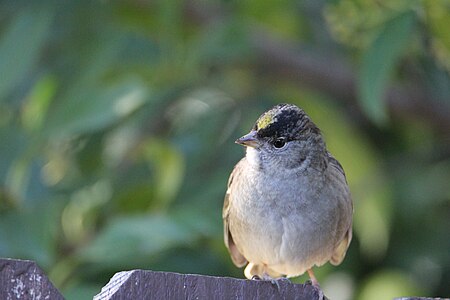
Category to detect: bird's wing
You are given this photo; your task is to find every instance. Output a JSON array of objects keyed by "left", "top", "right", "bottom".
[
  {"left": 327, "top": 151, "right": 353, "bottom": 265},
  {"left": 327, "top": 151, "right": 346, "bottom": 178},
  {"left": 223, "top": 163, "right": 247, "bottom": 267},
  {"left": 327, "top": 150, "right": 353, "bottom": 212},
  {"left": 330, "top": 225, "right": 352, "bottom": 265}
]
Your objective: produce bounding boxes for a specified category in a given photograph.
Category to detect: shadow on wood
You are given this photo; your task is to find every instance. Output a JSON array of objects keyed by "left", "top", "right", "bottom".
[
  {"left": 94, "top": 269, "right": 322, "bottom": 300},
  {"left": 0, "top": 258, "right": 63, "bottom": 300}
]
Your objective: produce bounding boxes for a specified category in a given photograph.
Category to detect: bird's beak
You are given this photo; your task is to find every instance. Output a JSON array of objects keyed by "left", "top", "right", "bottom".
[{"left": 235, "top": 130, "right": 260, "bottom": 148}]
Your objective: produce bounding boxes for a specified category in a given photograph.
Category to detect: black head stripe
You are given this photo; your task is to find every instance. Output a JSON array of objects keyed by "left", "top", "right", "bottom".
[{"left": 255, "top": 104, "right": 319, "bottom": 140}]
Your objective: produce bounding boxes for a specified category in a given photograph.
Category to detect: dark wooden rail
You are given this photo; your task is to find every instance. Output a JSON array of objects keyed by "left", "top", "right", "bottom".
[
  {"left": 0, "top": 258, "right": 446, "bottom": 300},
  {"left": 93, "top": 269, "right": 321, "bottom": 300},
  {"left": 0, "top": 258, "right": 63, "bottom": 300}
]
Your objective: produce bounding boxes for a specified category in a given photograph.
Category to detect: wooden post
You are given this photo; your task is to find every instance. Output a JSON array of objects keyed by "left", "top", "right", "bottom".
[
  {"left": 0, "top": 258, "right": 63, "bottom": 300},
  {"left": 0, "top": 258, "right": 447, "bottom": 299},
  {"left": 94, "top": 269, "right": 323, "bottom": 300}
]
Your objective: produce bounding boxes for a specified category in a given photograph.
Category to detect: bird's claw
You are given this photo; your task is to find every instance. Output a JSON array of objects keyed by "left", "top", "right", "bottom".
[
  {"left": 271, "top": 279, "right": 281, "bottom": 290},
  {"left": 270, "top": 277, "right": 290, "bottom": 291}
]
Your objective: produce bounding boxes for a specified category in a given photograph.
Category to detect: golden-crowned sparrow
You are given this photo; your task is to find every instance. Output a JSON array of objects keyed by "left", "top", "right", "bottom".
[{"left": 223, "top": 103, "right": 353, "bottom": 287}]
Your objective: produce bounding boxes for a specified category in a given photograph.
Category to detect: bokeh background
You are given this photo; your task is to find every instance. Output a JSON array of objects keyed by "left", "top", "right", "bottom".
[{"left": 0, "top": 1, "right": 449, "bottom": 299}]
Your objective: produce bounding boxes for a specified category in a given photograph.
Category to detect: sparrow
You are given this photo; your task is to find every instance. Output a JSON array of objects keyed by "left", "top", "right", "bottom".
[{"left": 223, "top": 103, "right": 353, "bottom": 288}]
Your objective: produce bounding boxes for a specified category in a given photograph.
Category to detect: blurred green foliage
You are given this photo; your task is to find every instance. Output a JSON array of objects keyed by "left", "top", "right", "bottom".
[{"left": 0, "top": 1, "right": 449, "bottom": 299}]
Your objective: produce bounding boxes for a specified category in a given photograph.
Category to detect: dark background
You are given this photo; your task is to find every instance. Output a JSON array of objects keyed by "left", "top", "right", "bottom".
[{"left": 0, "top": 1, "right": 449, "bottom": 299}]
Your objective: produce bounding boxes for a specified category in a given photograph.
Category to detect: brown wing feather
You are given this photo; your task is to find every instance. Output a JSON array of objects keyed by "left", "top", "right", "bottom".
[
  {"left": 327, "top": 151, "right": 353, "bottom": 265},
  {"left": 330, "top": 226, "right": 352, "bottom": 265},
  {"left": 327, "top": 151, "right": 346, "bottom": 178},
  {"left": 223, "top": 163, "right": 247, "bottom": 267}
]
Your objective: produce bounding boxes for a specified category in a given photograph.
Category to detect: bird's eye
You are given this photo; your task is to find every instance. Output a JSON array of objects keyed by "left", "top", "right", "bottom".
[{"left": 273, "top": 138, "right": 286, "bottom": 149}]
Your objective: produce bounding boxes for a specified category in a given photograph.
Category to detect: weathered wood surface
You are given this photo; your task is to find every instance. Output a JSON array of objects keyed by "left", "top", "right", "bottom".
[
  {"left": 0, "top": 258, "right": 63, "bottom": 300},
  {"left": 94, "top": 269, "right": 322, "bottom": 300},
  {"left": 0, "top": 258, "right": 447, "bottom": 300}
]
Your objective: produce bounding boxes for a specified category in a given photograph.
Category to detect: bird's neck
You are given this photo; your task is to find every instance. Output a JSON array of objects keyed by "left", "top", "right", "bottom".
[{"left": 304, "top": 136, "right": 328, "bottom": 172}]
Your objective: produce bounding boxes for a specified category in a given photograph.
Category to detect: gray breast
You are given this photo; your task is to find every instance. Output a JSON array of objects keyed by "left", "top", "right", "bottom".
[{"left": 228, "top": 159, "right": 350, "bottom": 274}]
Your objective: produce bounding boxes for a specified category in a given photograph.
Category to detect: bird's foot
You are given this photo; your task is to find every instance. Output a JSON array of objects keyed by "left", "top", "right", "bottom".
[
  {"left": 271, "top": 278, "right": 280, "bottom": 290},
  {"left": 271, "top": 277, "right": 290, "bottom": 291},
  {"left": 252, "top": 274, "right": 288, "bottom": 291}
]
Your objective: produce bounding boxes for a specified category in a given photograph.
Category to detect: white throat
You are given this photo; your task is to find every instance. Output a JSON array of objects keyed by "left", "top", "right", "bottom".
[{"left": 246, "top": 147, "right": 261, "bottom": 168}]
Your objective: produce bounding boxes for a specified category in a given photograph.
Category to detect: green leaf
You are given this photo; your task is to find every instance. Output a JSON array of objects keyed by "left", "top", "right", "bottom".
[
  {"left": 195, "top": 21, "right": 252, "bottom": 64},
  {"left": 358, "top": 11, "right": 415, "bottom": 125},
  {"left": 22, "top": 74, "right": 57, "bottom": 131},
  {"left": 0, "top": 6, "right": 53, "bottom": 101},
  {"left": 42, "top": 35, "right": 150, "bottom": 137},
  {"left": 0, "top": 202, "right": 60, "bottom": 268},
  {"left": 0, "top": 127, "right": 27, "bottom": 183},
  {"left": 79, "top": 214, "right": 194, "bottom": 266},
  {"left": 425, "top": 0, "right": 450, "bottom": 72},
  {"left": 44, "top": 78, "right": 149, "bottom": 136},
  {"left": 143, "top": 139, "right": 185, "bottom": 209}
]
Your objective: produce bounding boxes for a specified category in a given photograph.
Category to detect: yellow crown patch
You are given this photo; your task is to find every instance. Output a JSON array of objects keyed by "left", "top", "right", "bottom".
[{"left": 257, "top": 112, "right": 276, "bottom": 130}]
